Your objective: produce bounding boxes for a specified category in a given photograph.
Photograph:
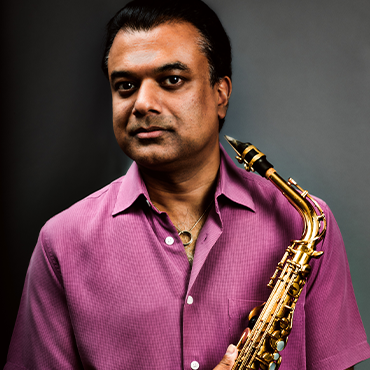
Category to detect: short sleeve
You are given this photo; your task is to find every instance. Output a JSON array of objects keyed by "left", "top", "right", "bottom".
[
  {"left": 305, "top": 203, "right": 370, "bottom": 369},
  {"left": 5, "top": 227, "right": 83, "bottom": 370}
]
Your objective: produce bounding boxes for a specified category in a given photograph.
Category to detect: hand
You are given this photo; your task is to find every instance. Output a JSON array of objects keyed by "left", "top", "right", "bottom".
[
  {"left": 213, "top": 344, "right": 238, "bottom": 370},
  {"left": 211, "top": 344, "right": 355, "bottom": 370}
]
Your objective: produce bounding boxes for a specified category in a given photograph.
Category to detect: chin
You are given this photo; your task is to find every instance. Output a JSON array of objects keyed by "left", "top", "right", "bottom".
[{"left": 122, "top": 145, "right": 179, "bottom": 169}]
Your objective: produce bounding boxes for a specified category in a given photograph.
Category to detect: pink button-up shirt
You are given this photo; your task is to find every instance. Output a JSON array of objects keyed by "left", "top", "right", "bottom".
[{"left": 5, "top": 146, "right": 370, "bottom": 370}]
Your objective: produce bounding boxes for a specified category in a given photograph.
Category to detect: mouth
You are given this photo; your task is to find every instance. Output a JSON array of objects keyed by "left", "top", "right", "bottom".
[{"left": 132, "top": 126, "right": 169, "bottom": 140}]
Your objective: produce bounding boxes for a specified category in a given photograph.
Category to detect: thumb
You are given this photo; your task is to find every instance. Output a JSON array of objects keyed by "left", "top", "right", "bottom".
[{"left": 213, "top": 344, "right": 238, "bottom": 370}]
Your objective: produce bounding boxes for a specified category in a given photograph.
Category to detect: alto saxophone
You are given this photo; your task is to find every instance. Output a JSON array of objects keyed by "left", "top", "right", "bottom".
[{"left": 224, "top": 136, "right": 327, "bottom": 370}]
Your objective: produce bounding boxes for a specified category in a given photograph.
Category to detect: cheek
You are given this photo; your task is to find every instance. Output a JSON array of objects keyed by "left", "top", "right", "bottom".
[
  {"left": 177, "top": 90, "right": 210, "bottom": 122},
  {"left": 112, "top": 98, "right": 132, "bottom": 128},
  {"left": 189, "top": 89, "right": 219, "bottom": 127}
]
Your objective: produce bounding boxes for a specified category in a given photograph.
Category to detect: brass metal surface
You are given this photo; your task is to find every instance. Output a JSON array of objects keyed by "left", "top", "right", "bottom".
[{"left": 225, "top": 136, "right": 326, "bottom": 370}]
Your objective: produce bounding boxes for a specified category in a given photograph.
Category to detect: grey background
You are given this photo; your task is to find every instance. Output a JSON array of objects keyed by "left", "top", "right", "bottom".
[{"left": 1, "top": 0, "right": 369, "bottom": 368}]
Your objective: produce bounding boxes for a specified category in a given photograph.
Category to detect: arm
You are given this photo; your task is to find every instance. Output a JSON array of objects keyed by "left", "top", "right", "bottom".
[
  {"left": 304, "top": 204, "right": 370, "bottom": 368},
  {"left": 5, "top": 229, "right": 82, "bottom": 369}
]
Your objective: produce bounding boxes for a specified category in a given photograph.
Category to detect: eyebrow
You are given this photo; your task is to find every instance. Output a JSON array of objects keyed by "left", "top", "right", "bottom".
[
  {"left": 110, "top": 62, "right": 190, "bottom": 82},
  {"left": 154, "top": 62, "right": 190, "bottom": 74},
  {"left": 110, "top": 70, "right": 134, "bottom": 82}
]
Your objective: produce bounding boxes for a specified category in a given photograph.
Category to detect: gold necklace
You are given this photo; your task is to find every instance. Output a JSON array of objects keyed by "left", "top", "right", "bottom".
[{"left": 153, "top": 201, "right": 213, "bottom": 246}]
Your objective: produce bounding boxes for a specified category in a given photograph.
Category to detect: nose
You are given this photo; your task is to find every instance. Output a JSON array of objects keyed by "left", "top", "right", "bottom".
[{"left": 133, "top": 80, "right": 161, "bottom": 117}]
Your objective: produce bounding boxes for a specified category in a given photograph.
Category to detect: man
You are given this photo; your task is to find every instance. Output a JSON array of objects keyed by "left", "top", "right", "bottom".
[{"left": 5, "top": 0, "right": 370, "bottom": 369}]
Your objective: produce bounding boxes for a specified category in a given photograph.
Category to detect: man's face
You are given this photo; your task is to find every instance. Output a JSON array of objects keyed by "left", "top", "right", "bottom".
[{"left": 107, "top": 22, "right": 231, "bottom": 172}]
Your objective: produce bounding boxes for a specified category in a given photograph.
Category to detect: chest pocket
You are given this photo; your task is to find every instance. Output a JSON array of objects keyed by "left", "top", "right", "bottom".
[{"left": 228, "top": 298, "right": 265, "bottom": 345}]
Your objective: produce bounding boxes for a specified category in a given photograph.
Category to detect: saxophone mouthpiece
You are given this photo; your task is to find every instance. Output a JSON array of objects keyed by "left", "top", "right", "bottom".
[
  {"left": 224, "top": 135, "right": 248, "bottom": 157},
  {"left": 224, "top": 135, "right": 274, "bottom": 176},
  {"left": 224, "top": 134, "right": 238, "bottom": 147}
]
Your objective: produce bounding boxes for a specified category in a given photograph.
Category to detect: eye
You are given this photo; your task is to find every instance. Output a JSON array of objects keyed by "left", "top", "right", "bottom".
[
  {"left": 116, "top": 81, "right": 136, "bottom": 91},
  {"left": 162, "top": 76, "right": 183, "bottom": 87},
  {"left": 167, "top": 76, "right": 181, "bottom": 84}
]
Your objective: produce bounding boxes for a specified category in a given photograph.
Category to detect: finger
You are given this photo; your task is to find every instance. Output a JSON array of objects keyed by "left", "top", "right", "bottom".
[
  {"left": 213, "top": 344, "right": 238, "bottom": 370},
  {"left": 238, "top": 327, "right": 251, "bottom": 347}
]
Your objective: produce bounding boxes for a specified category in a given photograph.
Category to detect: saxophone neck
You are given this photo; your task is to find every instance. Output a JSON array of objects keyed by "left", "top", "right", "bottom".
[
  {"left": 225, "top": 135, "right": 327, "bottom": 250},
  {"left": 269, "top": 171, "right": 325, "bottom": 250}
]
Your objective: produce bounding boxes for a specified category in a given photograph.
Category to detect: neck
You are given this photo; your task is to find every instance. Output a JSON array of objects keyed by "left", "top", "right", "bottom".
[{"left": 139, "top": 147, "right": 220, "bottom": 220}]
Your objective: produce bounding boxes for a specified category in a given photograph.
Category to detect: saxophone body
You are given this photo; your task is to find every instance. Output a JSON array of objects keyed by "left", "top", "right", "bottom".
[{"left": 224, "top": 136, "right": 327, "bottom": 370}]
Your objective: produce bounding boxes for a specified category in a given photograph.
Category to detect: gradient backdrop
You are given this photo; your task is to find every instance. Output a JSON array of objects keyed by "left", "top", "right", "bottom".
[{"left": 1, "top": 0, "right": 369, "bottom": 368}]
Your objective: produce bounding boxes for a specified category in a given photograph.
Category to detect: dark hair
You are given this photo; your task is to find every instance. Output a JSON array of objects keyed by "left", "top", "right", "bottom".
[{"left": 101, "top": 0, "right": 232, "bottom": 129}]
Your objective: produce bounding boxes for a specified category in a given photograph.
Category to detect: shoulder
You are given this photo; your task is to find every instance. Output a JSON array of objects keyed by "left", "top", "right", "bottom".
[
  {"left": 219, "top": 144, "right": 307, "bottom": 215},
  {"left": 219, "top": 144, "right": 331, "bottom": 215},
  {"left": 222, "top": 157, "right": 335, "bottom": 245},
  {"left": 41, "top": 176, "right": 125, "bottom": 244},
  {"left": 53, "top": 176, "right": 124, "bottom": 218}
]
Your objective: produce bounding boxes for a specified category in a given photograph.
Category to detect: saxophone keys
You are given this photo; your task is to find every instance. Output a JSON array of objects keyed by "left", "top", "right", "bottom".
[
  {"left": 276, "top": 340, "right": 285, "bottom": 352},
  {"left": 300, "top": 263, "right": 312, "bottom": 278},
  {"left": 279, "top": 317, "right": 290, "bottom": 330},
  {"left": 300, "top": 190, "right": 309, "bottom": 198},
  {"left": 266, "top": 360, "right": 282, "bottom": 370},
  {"left": 267, "top": 278, "right": 275, "bottom": 289},
  {"left": 248, "top": 303, "right": 265, "bottom": 322},
  {"left": 311, "top": 250, "right": 324, "bottom": 259},
  {"left": 288, "top": 177, "right": 305, "bottom": 193},
  {"left": 244, "top": 162, "right": 254, "bottom": 172},
  {"left": 236, "top": 327, "right": 251, "bottom": 350},
  {"left": 262, "top": 352, "right": 273, "bottom": 363},
  {"left": 288, "top": 282, "right": 300, "bottom": 297},
  {"left": 275, "top": 356, "right": 282, "bottom": 369},
  {"left": 261, "top": 352, "right": 281, "bottom": 370},
  {"left": 261, "top": 357, "right": 282, "bottom": 370},
  {"left": 270, "top": 330, "right": 286, "bottom": 352}
]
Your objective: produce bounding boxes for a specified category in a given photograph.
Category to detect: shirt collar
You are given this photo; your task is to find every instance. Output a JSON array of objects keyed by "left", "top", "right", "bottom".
[
  {"left": 112, "top": 161, "right": 149, "bottom": 216},
  {"left": 216, "top": 144, "right": 255, "bottom": 212},
  {"left": 112, "top": 144, "right": 255, "bottom": 216}
]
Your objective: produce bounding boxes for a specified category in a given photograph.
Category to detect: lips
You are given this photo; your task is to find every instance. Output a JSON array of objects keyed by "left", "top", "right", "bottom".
[{"left": 133, "top": 126, "right": 168, "bottom": 139}]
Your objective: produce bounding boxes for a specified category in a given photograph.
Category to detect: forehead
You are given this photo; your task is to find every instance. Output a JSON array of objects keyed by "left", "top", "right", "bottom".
[{"left": 107, "top": 22, "right": 208, "bottom": 75}]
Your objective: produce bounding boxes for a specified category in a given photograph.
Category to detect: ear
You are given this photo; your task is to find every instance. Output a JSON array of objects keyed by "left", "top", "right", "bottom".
[{"left": 217, "top": 76, "right": 232, "bottom": 120}]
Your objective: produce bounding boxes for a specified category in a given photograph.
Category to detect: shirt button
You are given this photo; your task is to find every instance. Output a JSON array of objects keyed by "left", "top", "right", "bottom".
[
  {"left": 187, "top": 295, "right": 194, "bottom": 305},
  {"left": 191, "top": 361, "right": 199, "bottom": 369},
  {"left": 165, "top": 236, "right": 174, "bottom": 245}
]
